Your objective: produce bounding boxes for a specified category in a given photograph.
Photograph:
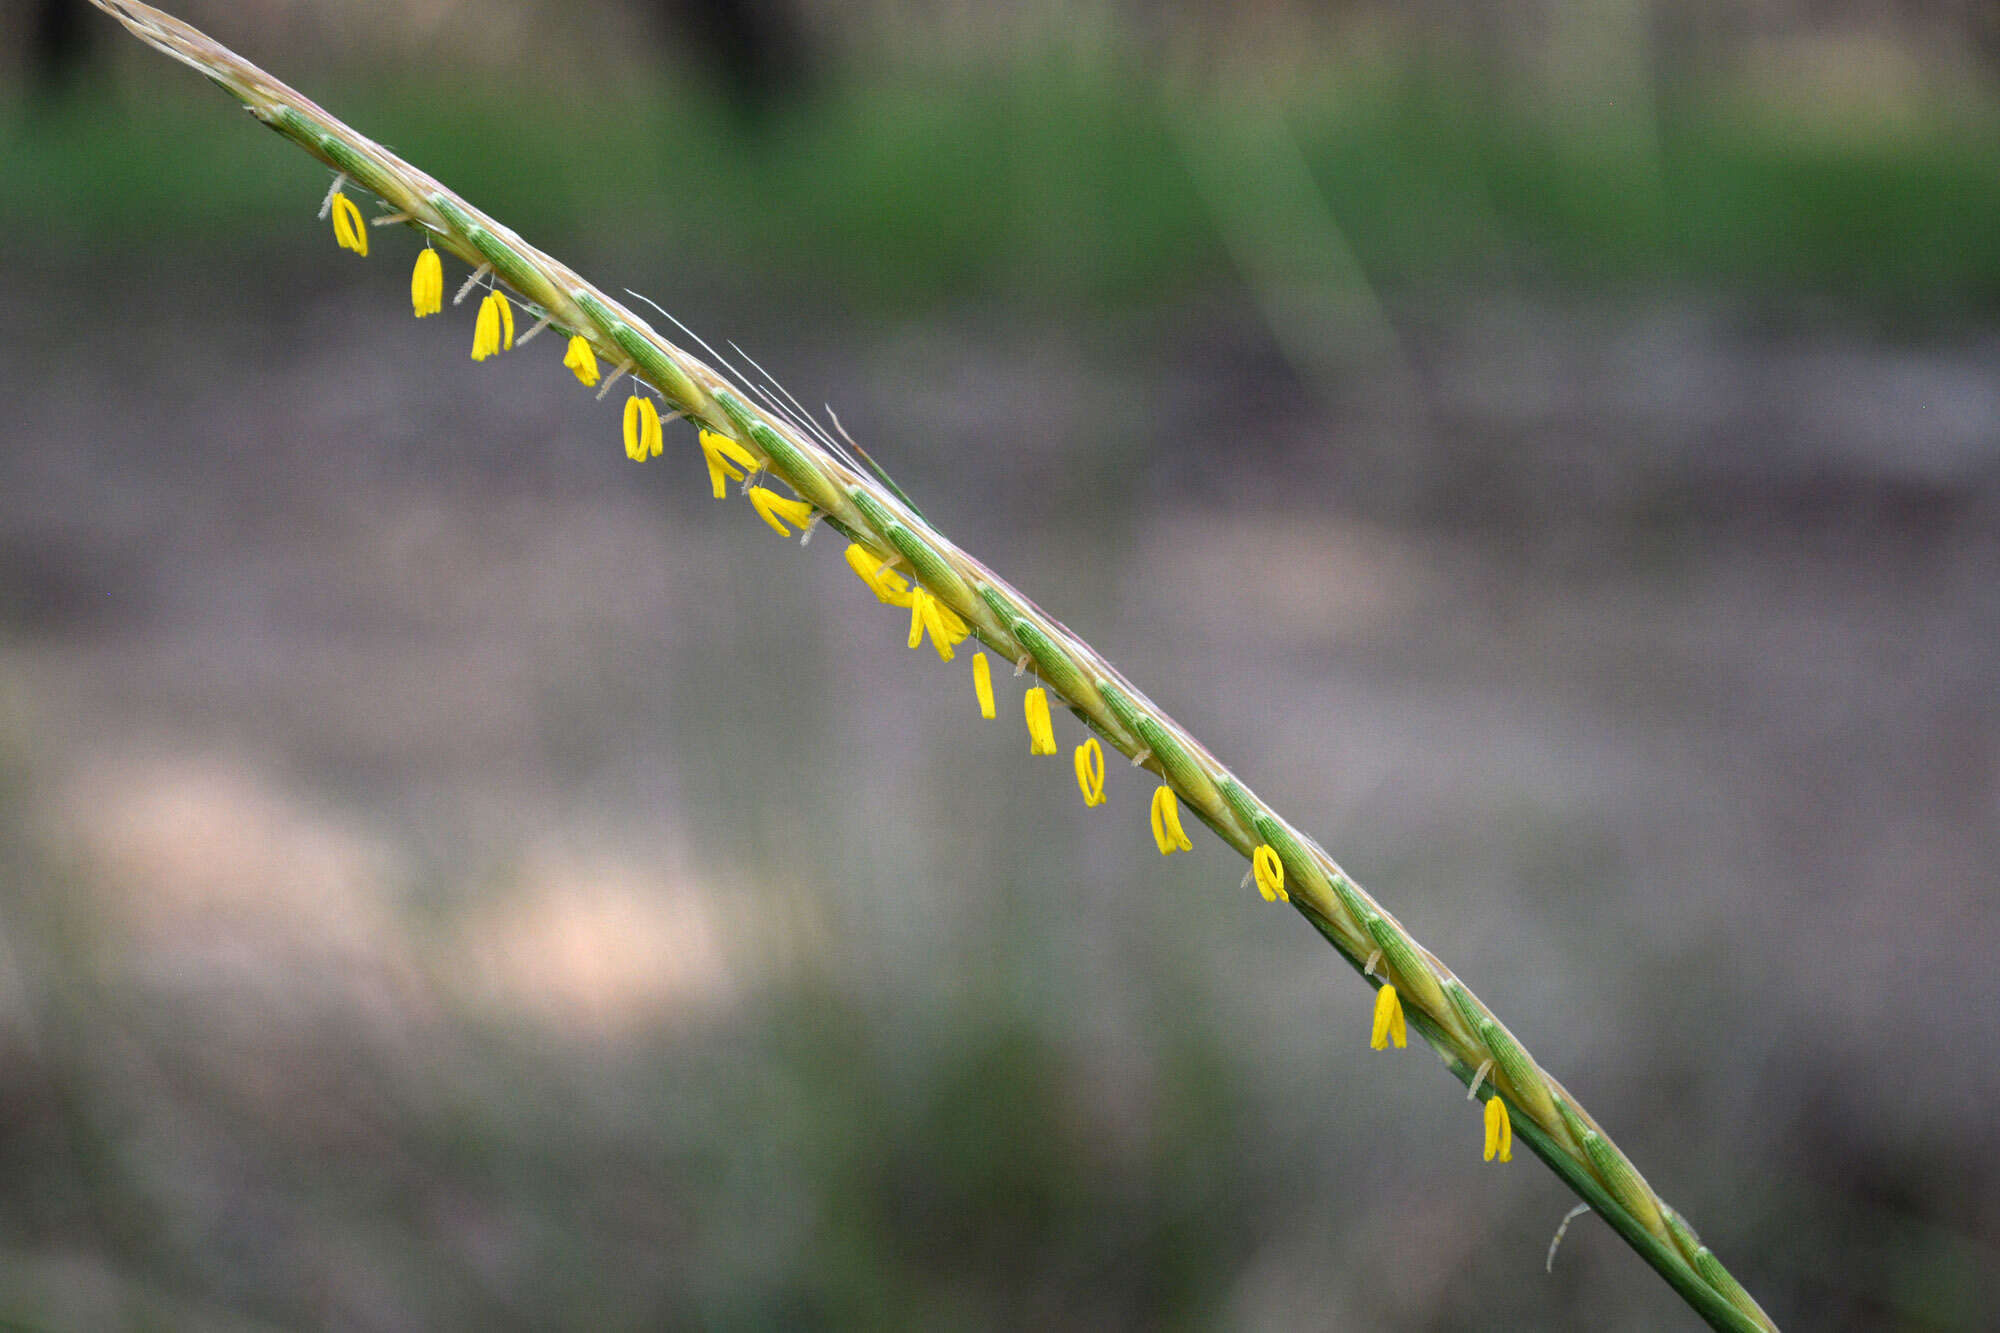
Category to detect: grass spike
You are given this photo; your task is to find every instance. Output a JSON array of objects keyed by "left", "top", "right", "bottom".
[{"left": 81, "top": 5, "right": 1778, "bottom": 1329}]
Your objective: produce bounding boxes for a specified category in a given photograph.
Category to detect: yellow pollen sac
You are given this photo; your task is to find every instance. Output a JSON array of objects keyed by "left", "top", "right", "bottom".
[
  {"left": 1252, "top": 844, "right": 1288, "bottom": 903},
  {"left": 844, "top": 544, "right": 913, "bottom": 606},
  {"left": 471, "top": 298, "right": 498, "bottom": 360},
  {"left": 410, "top": 248, "right": 442, "bottom": 316},
  {"left": 563, "top": 334, "right": 600, "bottom": 387},
  {"left": 748, "top": 486, "right": 816, "bottom": 536},
  {"left": 905, "top": 588, "right": 969, "bottom": 661},
  {"left": 1023, "top": 687, "right": 1057, "bottom": 755},
  {"left": 471, "top": 291, "right": 515, "bottom": 360},
  {"left": 623, "top": 394, "right": 662, "bottom": 462},
  {"left": 700, "top": 429, "right": 763, "bottom": 499},
  {"left": 1150, "top": 785, "right": 1193, "bottom": 854},
  {"left": 1483, "top": 1094, "right": 1513, "bottom": 1163},
  {"left": 1371, "top": 983, "right": 1408, "bottom": 1050},
  {"left": 330, "top": 191, "right": 367, "bottom": 256},
  {"left": 973, "top": 652, "right": 995, "bottom": 719},
  {"left": 1073, "top": 737, "right": 1107, "bottom": 807}
]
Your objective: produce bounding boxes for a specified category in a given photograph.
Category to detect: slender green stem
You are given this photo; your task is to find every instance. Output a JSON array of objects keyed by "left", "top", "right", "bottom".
[{"left": 84, "top": 4, "right": 1779, "bottom": 1327}]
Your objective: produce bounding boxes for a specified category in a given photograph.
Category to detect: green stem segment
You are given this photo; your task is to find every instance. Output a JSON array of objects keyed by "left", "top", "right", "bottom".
[{"left": 85, "top": 4, "right": 1777, "bottom": 1328}]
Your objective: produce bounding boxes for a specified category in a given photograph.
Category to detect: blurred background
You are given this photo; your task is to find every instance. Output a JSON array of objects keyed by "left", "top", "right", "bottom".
[{"left": 2, "top": 0, "right": 1998, "bottom": 1328}]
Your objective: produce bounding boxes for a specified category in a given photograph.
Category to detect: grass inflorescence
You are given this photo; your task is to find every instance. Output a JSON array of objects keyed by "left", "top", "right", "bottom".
[{"left": 85, "top": 4, "right": 1779, "bottom": 1329}]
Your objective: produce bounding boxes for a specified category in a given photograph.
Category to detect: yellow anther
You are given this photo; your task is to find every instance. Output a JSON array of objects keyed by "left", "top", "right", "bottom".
[
  {"left": 748, "top": 486, "right": 815, "bottom": 536},
  {"left": 1371, "top": 983, "right": 1407, "bottom": 1050},
  {"left": 905, "top": 587, "right": 968, "bottom": 661},
  {"left": 1023, "top": 687, "right": 1057, "bottom": 755},
  {"left": 471, "top": 290, "right": 514, "bottom": 360},
  {"left": 563, "top": 334, "right": 600, "bottom": 387},
  {"left": 1252, "top": 844, "right": 1288, "bottom": 903},
  {"left": 330, "top": 191, "right": 367, "bottom": 256},
  {"left": 973, "top": 652, "right": 996, "bottom": 719},
  {"left": 700, "top": 429, "right": 763, "bottom": 499},
  {"left": 844, "top": 544, "right": 912, "bottom": 606},
  {"left": 623, "top": 394, "right": 662, "bottom": 462},
  {"left": 410, "top": 247, "right": 442, "bottom": 316},
  {"left": 1149, "top": 785, "right": 1192, "bottom": 855},
  {"left": 1074, "top": 737, "right": 1106, "bottom": 807},
  {"left": 1483, "top": 1094, "right": 1514, "bottom": 1163}
]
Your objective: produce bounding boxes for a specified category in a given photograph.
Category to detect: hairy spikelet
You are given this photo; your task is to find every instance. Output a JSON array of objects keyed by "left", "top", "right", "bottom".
[{"left": 84, "top": 4, "right": 1777, "bottom": 1329}]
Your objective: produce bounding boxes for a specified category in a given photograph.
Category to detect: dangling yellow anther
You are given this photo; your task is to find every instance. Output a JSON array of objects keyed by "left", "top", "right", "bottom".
[
  {"left": 700, "top": 429, "right": 763, "bottom": 499},
  {"left": 1023, "top": 687, "right": 1057, "bottom": 755},
  {"left": 972, "top": 653, "right": 996, "bottom": 719},
  {"left": 748, "top": 486, "right": 815, "bottom": 536},
  {"left": 1150, "top": 786, "right": 1192, "bottom": 855},
  {"left": 623, "top": 394, "right": 662, "bottom": 462},
  {"left": 471, "top": 291, "right": 514, "bottom": 360},
  {"left": 844, "top": 544, "right": 912, "bottom": 605},
  {"left": 410, "top": 248, "right": 442, "bottom": 316},
  {"left": 563, "top": 334, "right": 600, "bottom": 387},
  {"left": 905, "top": 588, "right": 968, "bottom": 661},
  {"left": 1252, "top": 844, "right": 1288, "bottom": 903},
  {"left": 330, "top": 191, "right": 367, "bottom": 256},
  {"left": 1483, "top": 1094, "right": 1514, "bottom": 1163},
  {"left": 1073, "top": 737, "right": 1106, "bottom": 807},
  {"left": 1371, "top": 983, "right": 1407, "bottom": 1050}
]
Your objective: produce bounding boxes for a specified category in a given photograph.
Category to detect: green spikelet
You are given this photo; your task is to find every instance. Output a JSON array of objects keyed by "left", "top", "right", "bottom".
[
  {"left": 430, "top": 197, "right": 559, "bottom": 314},
  {"left": 711, "top": 390, "right": 849, "bottom": 521},
  {"left": 1478, "top": 1016, "right": 1557, "bottom": 1128},
  {"left": 1361, "top": 916, "right": 1446, "bottom": 1022},
  {"left": 573, "top": 290, "right": 703, "bottom": 413}
]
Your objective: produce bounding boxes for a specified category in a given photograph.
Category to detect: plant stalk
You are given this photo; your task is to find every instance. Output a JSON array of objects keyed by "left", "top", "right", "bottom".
[{"left": 83, "top": 4, "right": 1777, "bottom": 1327}]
